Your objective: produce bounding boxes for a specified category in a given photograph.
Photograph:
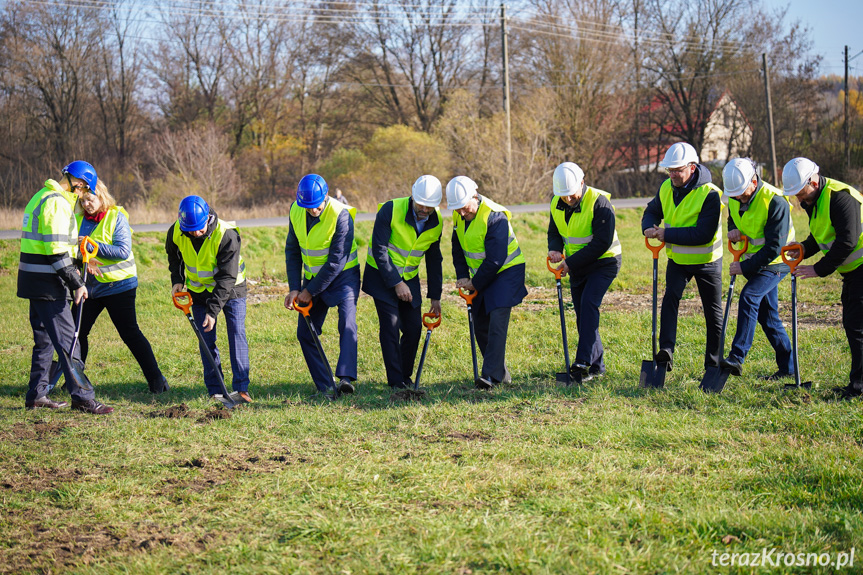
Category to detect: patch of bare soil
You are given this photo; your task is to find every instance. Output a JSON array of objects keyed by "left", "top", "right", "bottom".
[
  {"left": 391, "top": 389, "right": 426, "bottom": 401},
  {"left": 1, "top": 467, "right": 91, "bottom": 493},
  {"left": 149, "top": 404, "right": 191, "bottom": 419},
  {"left": 196, "top": 406, "right": 232, "bottom": 422},
  {"left": 5, "top": 421, "right": 70, "bottom": 442},
  {"left": 446, "top": 431, "right": 492, "bottom": 442}
]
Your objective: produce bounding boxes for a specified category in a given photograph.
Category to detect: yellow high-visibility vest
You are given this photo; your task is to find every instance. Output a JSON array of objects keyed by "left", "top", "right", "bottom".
[
  {"left": 659, "top": 179, "right": 724, "bottom": 264},
  {"left": 809, "top": 178, "right": 863, "bottom": 274},
  {"left": 550, "top": 187, "right": 621, "bottom": 260},
  {"left": 289, "top": 198, "right": 359, "bottom": 279},
  {"left": 172, "top": 219, "right": 246, "bottom": 292},
  {"left": 728, "top": 182, "right": 795, "bottom": 266},
  {"left": 19, "top": 180, "right": 78, "bottom": 275},
  {"left": 454, "top": 197, "right": 525, "bottom": 276},
  {"left": 76, "top": 207, "right": 138, "bottom": 283},
  {"left": 366, "top": 197, "right": 442, "bottom": 280}
]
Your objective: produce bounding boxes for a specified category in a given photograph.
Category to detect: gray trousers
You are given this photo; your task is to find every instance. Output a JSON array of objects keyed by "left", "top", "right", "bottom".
[
  {"left": 474, "top": 306, "right": 511, "bottom": 383},
  {"left": 26, "top": 299, "right": 95, "bottom": 403}
]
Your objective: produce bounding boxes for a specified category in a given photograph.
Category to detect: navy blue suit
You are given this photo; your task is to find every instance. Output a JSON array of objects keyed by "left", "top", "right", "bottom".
[{"left": 285, "top": 203, "right": 360, "bottom": 392}]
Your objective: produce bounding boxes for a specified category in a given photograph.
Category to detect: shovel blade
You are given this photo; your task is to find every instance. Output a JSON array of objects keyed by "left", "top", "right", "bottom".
[
  {"left": 784, "top": 381, "right": 813, "bottom": 391},
  {"left": 640, "top": 360, "right": 666, "bottom": 388},
  {"left": 556, "top": 372, "right": 573, "bottom": 385},
  {"left": 700, "top": 367, "right": 730, "bottom": 394}
]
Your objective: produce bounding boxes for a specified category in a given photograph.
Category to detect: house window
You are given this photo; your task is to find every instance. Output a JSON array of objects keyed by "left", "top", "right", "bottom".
[{"left": 710, "top": 151, "right": 718, "bottom": 161}]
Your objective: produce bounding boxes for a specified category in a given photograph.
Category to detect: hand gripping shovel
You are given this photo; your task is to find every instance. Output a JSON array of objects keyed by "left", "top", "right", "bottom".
[
  {"left": 781, "top": 244, "right": 813, "bottom": 391},
  {"left": 640, "top": 237, "right": 667, "bottom": 388},
  {"left": 547, "top": 257, "right": 573, "bottom": 385},
  {"left": 413, "top": 312, "right": 441, "bottom": 391},
  {"left": 700, "top": 236, "right": 749, "bottom": 393},
  {"left": 172, "top": 291, "right": 242, "bottom": 409},
  {"left": 294, "top": 299, "right": 340, "bottom": 400},
  {"left": 458, "top": 287, "right": 483, "bottom": 388},
  {"left": 48, "top": 236, "right": 99, "bottom": 394}
]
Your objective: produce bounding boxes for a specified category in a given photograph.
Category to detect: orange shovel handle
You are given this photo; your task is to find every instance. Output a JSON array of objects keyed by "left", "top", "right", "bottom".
[
  {"left": 546, "top": 256, "right": 564, "bottom": 280},
  {"left": 458, "top": 287, "right": 476, "bottom": 305},
  {"left": 645, "top": 236, "right": 665, "bottom": 258},
  {"left": 781, "top": 243, "right": 805, "bottom": 272},
  {"left": 728, "top": 235, "right": 750, "bottom": 262},
  {"left": 422, "top": 312, "right": 441, "bottom": 330},
  {"left": 79, "top": 236, "right": 99, "bottom": 264},
  {"left": 294, "top": 298, "right": 312, "bottom": 318},
  {"left": 172, "top": 291, "right": 192, "bottom": 315}
]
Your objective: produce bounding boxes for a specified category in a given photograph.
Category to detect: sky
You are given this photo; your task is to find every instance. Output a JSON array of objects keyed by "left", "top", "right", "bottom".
[{"left": 762, "top": 0, "right": 863, "bottom": 76}]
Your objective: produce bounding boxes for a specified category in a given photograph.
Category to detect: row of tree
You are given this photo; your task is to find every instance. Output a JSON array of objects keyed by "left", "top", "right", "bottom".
[{"left": 0, "top": 0, "right": 856, "bottom": 212}]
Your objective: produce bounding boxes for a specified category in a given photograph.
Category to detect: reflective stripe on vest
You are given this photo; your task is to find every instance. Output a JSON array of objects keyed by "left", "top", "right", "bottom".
[
  {"left": 19, "top": 181, "right": 78, "bottom": 274},
  {"left": 549, "top": 187, "right": 622, "bottom": 260},
  {"left": 172, "top": 219, "right": 246, "bottom": 292},
  {"left": 658, "top": 179, "right": 724, "bottom": 264},
  {"left": 454, "top": 197, "right": 525, "bottom": 276},
  {"left": 728, "top": 182, "right": 796, "bottom": 266},
  {"left": 366, "top": 197, "right": 443, "bottom": 280},
  {"left": 289, "top": 198, "right": 360, "bottom": 280},
  {"left": 809, "top": 178, "right": 863, "bottom": 273},
  {"left": 76, "top": 207, "right": 138, "bottom": 283}
]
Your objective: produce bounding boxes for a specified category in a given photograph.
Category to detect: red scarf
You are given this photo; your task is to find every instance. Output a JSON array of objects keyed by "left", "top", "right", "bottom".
[{"left": 84, "top": 210, "right": 106, "bottom": 223}]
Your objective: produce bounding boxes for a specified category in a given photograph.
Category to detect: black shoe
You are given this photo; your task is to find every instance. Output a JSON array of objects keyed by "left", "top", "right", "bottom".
[
  {"left": 719, "top": 358, "right": 743, "bottom": 377},
  {"left": 390, "top": 381, "right": 410, "bottom": 390},
  {"left": 588, "top": 368, "right": 606, "bottom": 378},
  {"left": 338, "top": 378, "right": 355, "bottom": 394},
  {"left": 148, "top": 375, "right": 170, "bottom": 394},
  {"left": 501, "top": 368, "right": 512, "bottom": 385},
  {"left": 71, "top": 399, "right": 114, "bottom": 415},
  {"left": 655, "top": 348, "right": 673, "bottom": 371},
  {"left": 570, "top": 363, "right": 589, "bottom": 377},
  {"left": 475, "top": 377, "right": 495, "bottom": 390},
  {"left": 833, "top": 385, "right": 863, "bottom": 399},
  {"left": 25, "top": 396, "right": 68, "bottom": 409},
  {"left": 760, "top": 371, "right": 794, "bottom": 381}
]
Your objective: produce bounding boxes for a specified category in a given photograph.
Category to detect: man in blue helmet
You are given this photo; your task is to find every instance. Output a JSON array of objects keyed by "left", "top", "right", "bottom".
[
  {"left": 284, "top": 174, "right": 360, "bottom": 398},
  {"left": 19, "top": 161, "right": 114, "bottom": 414},
  {"left": 166, "top": 195, "right": 252, "bottom": 402}
]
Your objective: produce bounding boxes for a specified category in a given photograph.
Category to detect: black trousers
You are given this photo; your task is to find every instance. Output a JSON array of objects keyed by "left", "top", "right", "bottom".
[
  {"left": 75, "top": 287, "right": 163, "bottom": 385},
  {"left": 474, "top": 305, "right": 512, "bottom": 383},
  {"left": 570, "top": 260, "right": 620, "bottom": 373},
  {"left": 659, "top": 259, "right": 723, "bottom": 369},
  {"left": 373, "top": 298, "right": 422, "bottom": 387},
  {"left": 841, "top": 265, "right": 863, "bottom": 388}
]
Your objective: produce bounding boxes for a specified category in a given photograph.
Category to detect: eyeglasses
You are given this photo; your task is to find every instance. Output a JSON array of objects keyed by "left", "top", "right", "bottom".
[{"left": 666, "top": 165, "right": 691, "bottom": 175}]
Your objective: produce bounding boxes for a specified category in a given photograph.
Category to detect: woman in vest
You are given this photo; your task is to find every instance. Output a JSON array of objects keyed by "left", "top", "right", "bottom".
[
  {"left": 19, "top": 161, "right": 113, "bottom": 414},
  {"left": 362, "top": 175, "right": 444, "bottom": 390},
  {"left": 641, "top": 142, "right": 724, "bottom": 372},
  {"left": 166, "top": 195, "right": 252, "bottom": 402},
  {"left": 547, "top": 163, "right": 621, "bottom": 382},
  {"left": 447, "top": 176, "right": 527, "bottom": 390},
  {"left": 75, "top": 181, "right": 168, "bottom": 394},
  {"left": 782, "top": 158, "right": 863, "bottom": 399},
  {"left": 718, "top": 159, "right": 794, "bottom": 380},
  {"left": 284, "top": 174, "right": 360, "bottom": 398}
]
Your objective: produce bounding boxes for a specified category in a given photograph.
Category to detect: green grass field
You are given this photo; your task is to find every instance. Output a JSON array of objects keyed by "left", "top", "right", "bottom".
[{"left": 0, "top": 208, "right": 860, "bottom": 574}]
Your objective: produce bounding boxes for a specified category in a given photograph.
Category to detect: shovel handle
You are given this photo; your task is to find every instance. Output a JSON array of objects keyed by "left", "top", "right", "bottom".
[
  {"left": 172, "top": 291, "right": 192, "bottom": 315},
  {"left": 294, "top": 298, "right": 312, "bottom": 318},
  {"left": 781, "top": 242, "right": 805, "bottom": 272},
  {"left": 422, "top": 312, "right": 441, "bottom": 330},
  {"left": 728, "top": 235, "right": 749, "bottom": 262},
  {"left": 79, "top": 236, "right": 98, "bottom": 264},
  {"left": 458, "top": 287, "right": 476, "bottom": 305},
  {"left": 546, "top": 256, "right": 565, "bottom": 280},
  {"left": 645, "top": 236, "right": 665, "bottom": 258}
]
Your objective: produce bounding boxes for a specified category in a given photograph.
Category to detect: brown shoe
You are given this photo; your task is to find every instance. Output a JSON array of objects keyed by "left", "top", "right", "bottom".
[
  {"left": 238, "top": 391, "right": 252, "bottom": 403},
  {"left": 71, "top": 399, "right": 114, "bottom": 415},
  {"left": 25, "top": 396, "right": 68, "bottom": 410}
]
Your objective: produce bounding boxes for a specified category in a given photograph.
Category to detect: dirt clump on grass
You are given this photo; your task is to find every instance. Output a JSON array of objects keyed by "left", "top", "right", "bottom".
[
  {"left": 446, "top": 431, "right": 491, "bottom": 442},
  {"left": 6, "top": 421, "right": 70, "bottom": 442},
  {"left": 149, "top": 404, "right": 191, "bottom": 418},
  {"left": 197, "top": 406, "right": 232, "bottom": 422},
  {"left": 392, "top": 389, "right": 427, "bottom": 401}
]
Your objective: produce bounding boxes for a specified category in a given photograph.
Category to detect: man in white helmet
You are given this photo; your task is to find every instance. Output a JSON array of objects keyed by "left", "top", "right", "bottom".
[
  {"left": 641, "top": 142, "right": 724, "bottom": 372},
  {"left": 362, "top": 175, "right": 444, "bottom": 390},
  {"left": 547, "top": 162, "right": 621, "bottom": 382},
  {"left": 447, "top": 176, "right": 527, "bottom": 389},
  {"left": 718, "top": 158, "right": 795, "bottom": 380},
  {"left": 781, "top": 157, "right": 863, "bottom": 399}
]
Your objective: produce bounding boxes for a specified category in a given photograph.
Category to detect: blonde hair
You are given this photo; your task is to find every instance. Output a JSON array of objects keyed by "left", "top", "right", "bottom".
[{"left": 86, "top": 180, "right": 117, "bottom": 213}]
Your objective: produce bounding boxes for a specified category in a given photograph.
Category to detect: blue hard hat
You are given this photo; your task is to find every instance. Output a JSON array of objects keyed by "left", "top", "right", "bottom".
[
  {"left": 178, "top": 195, "right": 210, "bottom": 232},
  {"left": 62, "top": 160, "right": 98, "bottom": 191},
  {"left": 296, "top": 174, "right": 328, "bottom": 208}
]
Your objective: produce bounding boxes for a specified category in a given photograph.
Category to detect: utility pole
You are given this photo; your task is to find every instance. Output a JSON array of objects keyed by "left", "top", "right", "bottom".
[
  {"left": 845, "top": 46, "right": 850, "bottom": 172},
  {"left": 501, "top": 3, "right": 512, "bottom": 175},
  {"left": 632, "top": 0, "right": 640, "bottom": 177},
  {"left": 762, "top": 53, "right": 779, "bottom": 185}
]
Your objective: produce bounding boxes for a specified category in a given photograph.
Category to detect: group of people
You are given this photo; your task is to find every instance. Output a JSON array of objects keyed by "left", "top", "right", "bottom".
[{"left": 18, "top": 142, "right": 863, "bottom": 414}]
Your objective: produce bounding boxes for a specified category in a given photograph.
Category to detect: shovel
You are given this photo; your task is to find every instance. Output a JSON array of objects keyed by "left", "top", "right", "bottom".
[
  {"left": 294, "top": 298, "right": 340, "bottom": 399},
  {"left": 700, "top": 235, "right": 749, "bottom": 393},
  {"left": 412, "top": 312, "right": 441, "bottom": 392},
  {"left": 546, "top": 256, "right": 573, "bottom": 385},
  {"left": 458, "top": 287, "right": 483, "bottom": 388},
  {"left": 172, "top": 291, "right": 243, "bottom": 409},
  {"left": 48, "top": 236, "right": 98, "bottom": 394},
  {"left": 781, "top": 244, "right": 813, "bottom": 391},
  {"left": 639, "top": 237, "right": 667, "bottom": 388}
]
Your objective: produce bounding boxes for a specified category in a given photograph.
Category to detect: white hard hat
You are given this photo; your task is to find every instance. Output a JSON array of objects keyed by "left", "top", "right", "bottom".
[
  {"left": 722, "top": 158, "right": 757, "bottom": 197},
  {"left": 411, "top": 175, "right": 442, "bottom": 207},
  {"left": 445, "top": 176, "right": 478, "bottom": 210},
  {"left": 782, "top": 157, "right": 819, "bottom": 196},
  {"left": 659, "top": 142, "right": 699, "bottom": 169},
  {"left": 552, "top": 162, "right": 585, "bottom": 197}
]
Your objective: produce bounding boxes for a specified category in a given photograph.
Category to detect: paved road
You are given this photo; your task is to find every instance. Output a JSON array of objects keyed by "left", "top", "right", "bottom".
[{"left": 0, "top": 197, "right": 649, "bottom": 240}]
